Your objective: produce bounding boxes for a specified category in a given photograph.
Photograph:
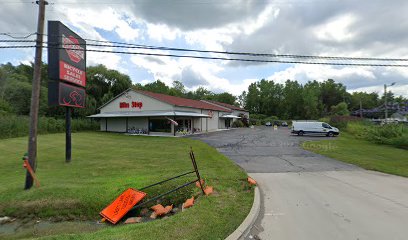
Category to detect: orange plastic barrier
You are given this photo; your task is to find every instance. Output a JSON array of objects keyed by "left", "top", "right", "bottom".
[
  {"left": 151, "top": 204, "right": 173, "bottom": 216},
  {"left": 204, "top": 186, "right": 214, "bottom": 196},
  {"left": 195, "top": 179, "right": 204, "bottom": 188},
  {"left": 100, "top": 188, "right": 146, "bottom": 224},
  {"left": 23, "top": 160, "right": 40, "bottom": 188},
  {"left": 247, "top": 177, "right": 257, "bottom": 185},
  {"left": 182, "top": 196, "right": 194, "bottom": 209}
]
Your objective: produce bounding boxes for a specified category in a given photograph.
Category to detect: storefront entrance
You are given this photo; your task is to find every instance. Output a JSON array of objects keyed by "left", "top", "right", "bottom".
[
  {"left": 225, "top": 119, "right": 231, "bottom": 128},
  {"left": 149, "top": 118, "right": 171, "bottom": 133}
]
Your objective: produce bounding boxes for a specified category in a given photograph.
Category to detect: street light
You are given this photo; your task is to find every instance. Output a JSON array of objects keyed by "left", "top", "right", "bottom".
[{"left": 384, "top": 82, "right": 396, "bottom": 120}]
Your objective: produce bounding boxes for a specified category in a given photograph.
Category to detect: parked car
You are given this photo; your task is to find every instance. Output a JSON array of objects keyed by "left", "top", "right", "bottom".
[
  {"left": 291, "top": 121, "right": 339, "bottom": 137},
  {"left": 281, "top": 121, "right": 288, "bottom": 127},
  {"left": 265, "top": 122, "right": 272, "bottom": 126}
]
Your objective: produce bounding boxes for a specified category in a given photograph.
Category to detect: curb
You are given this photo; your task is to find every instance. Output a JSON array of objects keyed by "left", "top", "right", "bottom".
[{"left": 225, "top": 186, "right": 261, "bottom": 240}]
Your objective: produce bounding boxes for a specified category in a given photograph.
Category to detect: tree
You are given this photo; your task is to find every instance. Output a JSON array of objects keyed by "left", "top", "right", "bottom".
[
  {"left": 282, "top": 80, "right": 303, "bottom": 119},
  {"left": 302, "top": 81, "right": 321, "bottom": 119},
  {"left": 349, "top": 92, "right": 379, "bottom": 111},
  {"left": 320, "top": 79, "right": 347, "bottom": 114},
  {"left": 331, "top": 102, "right": 350, "bottom": 116},
  {"left": 213, "top": 92, "right": 236, "bottom": 105},
  {"left": 142, "top": 80, "right": 170, "bottom": 94},
  {"left": 169, "top": 80, "right": 186, "bottom": 97},
  {"left": 192, "top": 87, "right": 213, "bottom": 100},
  {"left": 238, "top": 91, "right": 247, "bottom": 109},
  {"left": 245, "top": 82, "right": 261, "bottom": 113}
]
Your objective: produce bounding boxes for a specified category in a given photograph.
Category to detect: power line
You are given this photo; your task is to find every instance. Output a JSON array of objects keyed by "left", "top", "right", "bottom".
[
  {"left": 0, "top": 45, "right": 36, "bottom": 49},
  {"left": 0, "top": 33, "right": 37, "bottom": 39},
  {"left": 44, "top": 45, "right": 408, "bottom": 67},
  {"left": 3, "top": 34, "right": 408, "bottom": 62},
  {"left": 2, "top": 44, "right": 408, "bottom": 67},
  {"left": 46, "top": 34, "right": 408, "bottom": 62}
]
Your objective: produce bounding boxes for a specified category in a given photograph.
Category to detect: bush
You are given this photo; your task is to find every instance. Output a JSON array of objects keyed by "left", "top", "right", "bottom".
[
  {"left": 329, "top": 115, "right": 361, "bottom": 130},
  {"left": 346, "top": 121, "right": 408, "bottom": 149},
  {"left": 366, "top": 124, "right": 404, "bottom": 143},
  {"left": 232, "top": 120, "right": 245, "bottom": 128},
  {"left": 0, "top": 114, "right": 99, "bottom": 139}
]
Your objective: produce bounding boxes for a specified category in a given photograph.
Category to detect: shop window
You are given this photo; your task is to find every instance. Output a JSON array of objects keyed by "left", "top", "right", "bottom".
[{"left": 149, "top": 118, "right": 171, "bottom": 133}]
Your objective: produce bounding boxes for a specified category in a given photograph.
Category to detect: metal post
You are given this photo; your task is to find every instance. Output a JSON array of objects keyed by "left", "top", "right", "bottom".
[
  {"left": 65, "top": 107, "right": 71, "bottom": 163},
  {"left": 25, "top": 0, "right": 47, "bottom": 190},
  {"left": 147, "top": 117, "right": 150, "bottom": 135},
  {"left": 173, "top": 116, "right": 176, "bottom": 136},
  {"left": 190, "top": 148, "right": 205, "bottom": 195},
  {"left": 384, "top": 84, "right": 388, "bottom": 120},
  {"left": 359, "top": 98, "right": 363, "bottom": 118}
]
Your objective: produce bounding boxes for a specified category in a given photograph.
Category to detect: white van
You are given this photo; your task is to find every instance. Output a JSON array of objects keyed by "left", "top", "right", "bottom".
[{"left": 291, "top": 121, "right": 339, "bottom": 137}]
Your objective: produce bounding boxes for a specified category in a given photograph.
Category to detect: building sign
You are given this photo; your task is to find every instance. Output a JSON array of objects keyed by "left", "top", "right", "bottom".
[
  {"left": 48, "top": 21, "right": 86, "bottom": 108},
  {"left": 59, "top": 60, "right": 86, "bottom": 87},
  {"left": 48, "top": 82, "right": 85, "bottom": 108},
  {"left": 119, "top": 101, "right": 143, "bottom": 109}
]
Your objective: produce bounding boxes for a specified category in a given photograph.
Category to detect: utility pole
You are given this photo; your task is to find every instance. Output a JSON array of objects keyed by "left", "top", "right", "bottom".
[
  {"left": 384, "top": 82, "right": 396, "bottom": 121},
  {"left": 25, "top": 0, "right": 48, "bottom": 190},
  {"left": 384, "top": 84, "right": 388, "bottom": 120},
  {"left": 359, "top": 98, "right": 363, "bottom": 118}
]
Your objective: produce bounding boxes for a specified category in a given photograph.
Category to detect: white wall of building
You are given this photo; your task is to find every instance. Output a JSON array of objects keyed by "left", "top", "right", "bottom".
[
  {"left": 106, "top": 118, "right": 127, "bottom": 132},
  {"left": 100, "top": 118, "right": 106, "bottom": 131},
  {"left": 100, "top": 91, "right": 173, "bottom": 113}
]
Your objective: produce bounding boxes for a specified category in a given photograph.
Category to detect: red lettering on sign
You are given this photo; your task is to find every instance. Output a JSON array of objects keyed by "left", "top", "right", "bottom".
[
  {"left": 62, "top": 34, "right": 85, "bottom": 63},
  {"left": 59, "top": 60, "right": 86, "bottom": 87},
  {"left": 120, "top": 101, "right": 143, "bottom": 109},
  {"left": 119, "top": 102, "right": 130, "bottom": 108},
  {"left": 131, "top": 101, "right": 143, "bottom": 109}
]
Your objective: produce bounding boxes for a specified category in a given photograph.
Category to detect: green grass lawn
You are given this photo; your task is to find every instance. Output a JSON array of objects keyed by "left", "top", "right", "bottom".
[
  {"left": 303, "top": 133, "right": 408, "bottom": 177},
  {"left": 0, "top": 132, "right": 253, "bottom": 239}
]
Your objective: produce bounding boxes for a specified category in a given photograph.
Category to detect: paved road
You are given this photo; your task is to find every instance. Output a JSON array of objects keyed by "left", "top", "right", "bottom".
[{"left": 188, "top": 127, "right": 408, "bottom": 240}]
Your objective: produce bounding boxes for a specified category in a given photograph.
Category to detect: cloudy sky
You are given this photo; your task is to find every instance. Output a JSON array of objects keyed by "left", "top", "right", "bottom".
[{"left": 1, "top": 0, "right": 407, "bottom": 96}]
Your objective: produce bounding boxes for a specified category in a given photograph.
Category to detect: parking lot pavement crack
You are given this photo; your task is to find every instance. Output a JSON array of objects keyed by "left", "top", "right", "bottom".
[{"left": 278, "top": 156, "right": 306, "bottom": 171}]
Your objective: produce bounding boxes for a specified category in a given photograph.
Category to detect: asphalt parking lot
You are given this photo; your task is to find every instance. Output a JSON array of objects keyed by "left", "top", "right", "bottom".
[
  {"left": 189, "top": 126, "right": 358, "bottom": 173},
  {"left": 188, "top": 126, "right": 408, "bottom": 240}
]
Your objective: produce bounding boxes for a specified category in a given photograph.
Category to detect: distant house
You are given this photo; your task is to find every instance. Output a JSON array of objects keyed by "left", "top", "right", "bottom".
[{"left": 390, "top": 112, "right": 407, "bottom": 122}]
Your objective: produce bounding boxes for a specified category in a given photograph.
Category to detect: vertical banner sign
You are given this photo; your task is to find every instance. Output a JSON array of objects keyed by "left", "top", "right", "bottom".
[
  {"left": 48, "top": 21, "right": 86, "bottom": 162},
  {"left": 48, "top": 21, "right": 86, "bottom": 108}
]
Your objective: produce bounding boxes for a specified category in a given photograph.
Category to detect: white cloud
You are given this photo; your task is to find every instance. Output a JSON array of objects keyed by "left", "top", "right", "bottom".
[
  {"left": 314, "top": 14, "right": 357, "bottom": 42},
  {"left": 268, "top": 64, "right": 375, "bottom": 84},
  {"left": 87, "top": 51, "right": 121, "bottom": 70},
  {"left": 146, "top": 23, "right": 180, "bottom": 42},
  {"left": 58, "top": 6, "right": 139, "bottom": 42}
]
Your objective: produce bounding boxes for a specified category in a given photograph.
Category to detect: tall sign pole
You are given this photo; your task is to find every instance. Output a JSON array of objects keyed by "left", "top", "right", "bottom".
[
  {"left": 66, "top": 107, "right": 71, "bottom": 162},
  {"left": 25, "top": 0, "right": 48, "bottom": 190},
  {"left": 48, "top": 21, "right": 86, "bottom": 163}
]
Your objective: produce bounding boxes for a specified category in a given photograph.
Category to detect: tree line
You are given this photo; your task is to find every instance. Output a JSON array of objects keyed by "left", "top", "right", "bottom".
[
  {"left": 0, "top": 62, "right": 237, "bottom": 118},
  {"left": 239, "top": 79, "right": 407, "bottom": 120},
  {"left": 1, "top": 62, "right": 406, "bottom": 120}
]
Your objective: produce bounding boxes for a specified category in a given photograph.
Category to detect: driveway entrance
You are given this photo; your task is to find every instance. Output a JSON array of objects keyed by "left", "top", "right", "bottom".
[{"left": 188, "top": 127, "right": 408, "bottom": 240}]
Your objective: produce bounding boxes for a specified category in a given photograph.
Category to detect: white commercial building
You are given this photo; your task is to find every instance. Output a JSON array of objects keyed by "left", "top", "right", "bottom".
[{"left": 89, "top": 89, "right": 249, "bottom": 136}]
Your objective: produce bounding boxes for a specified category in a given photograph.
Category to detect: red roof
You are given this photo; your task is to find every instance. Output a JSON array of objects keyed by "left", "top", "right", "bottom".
[
  {"left": 203, "top": 100, "right": 248, "bottom": 111},
  {"left": 136, "top": 90, "right": 232, "bottom": 112}
]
